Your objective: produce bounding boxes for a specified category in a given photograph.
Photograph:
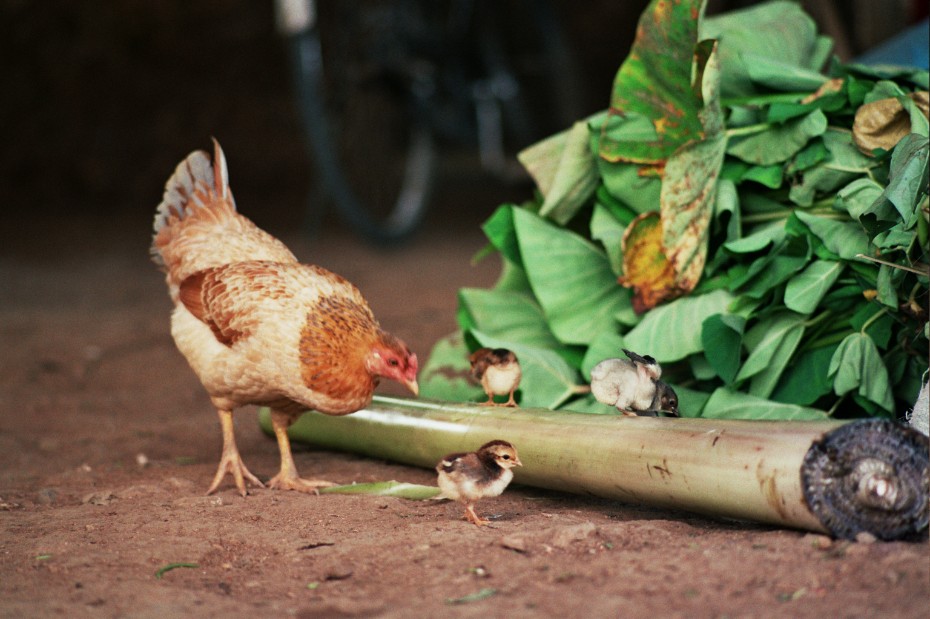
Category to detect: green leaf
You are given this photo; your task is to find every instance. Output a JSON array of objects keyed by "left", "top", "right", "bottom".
[
  {"left": 580, "top": 330, "right": 626, "bottom": 380},
  {"left": 519, "top": 118, "right": 600, "bottom": 225},
  {"left": 835, "top": 177, "right": 886, "bottom": 220},
  {"left": 512, "top": 208, "right": 625, "bottom": 345},
  {"left": 771, "top": 343, "right": 840, "bottom": 405},
  {"left": 787, "top": 128, "right": 876, "bottom": 206},
  {"left": 447, "top": 588, "right": 498, "bottom": 605},
  {"left": 849, "top": 304, "right": 895, "bottom": 349},
  {"left": 784, "top": 260, "right": 844, "bottom": 314},
  {"left": 595, "top": 159, "right": 663, "bottom": 215},
  {"left": 675, "top": 385, "right": 713, "bottom": 418},
  {"left": 701, "top": 0, "right": 826, "bottom": 97},
  {"left": 723, "top": 220, "right": 785, "bottom": 253},
  {"left": 736, "top": 311, "right": 806, "bottom": 385},
  {"left": 320, "top": 481, "right": 442, "bottom": 500},
  {"left": 560, "top": 393, "right": 619, "bottom": 414},
  {"left": 701, "top": 313, "right": 745, "bottom": 384},
  {"left": 787, "top": 138, "right": 829, "bottom": 173},
  {"left": 732, "top": 238, "right": 811, "bottom": 299},
  {"left": 727, "top": 110, "right": 828, "bottom": 166},
  {"left": 742, "top": 53, "right": 828, "bottom": 92},
  {"left": 624, "top": 289, "right": 735, "bottom": 362},
  {"left": 870, "top": 133, "right": 930, "bottom": 230},
  {"left": 741, "top": 164, "right": 784, "bottom": 189},
  {"left": 590, "top": 203, "right": 627, "bottom": 276},
  {"left": 736, "top": 312, "right": 807, "bottom": 399},
  {"left": 458, "top": 288, "right": 560, "bottom": 349},
  {"left": 420, "top": 333, "right": 485, "bottom": 403},
  {"left": 599, "top": 0, "right": 706, "bottom": 164},
  {"left": 714, "top": 178, "right": 741, "bottom": 243},
  {"left": 875, "top": 264, "right": 898, "bottom": 308},
  {"left": 492, "top": 259, "right": 534, "bottom": 295},
  {"left": 701, "top": 387, "right": 828, "bottom": 420},
  {"left": 594, "top": 184, "right": 638, "bottom": 225},
  {"left": 792, "top": 211, "right": 870, "bottom": 260},
  {"left": 828, "top": 332, "right": 895, "bottom": 412},
  {"left": 471, "top": 329, "right": 580, "bottom": 409},
  {"left": 481, "top": 205, "right": 522, "bottom": 268}
]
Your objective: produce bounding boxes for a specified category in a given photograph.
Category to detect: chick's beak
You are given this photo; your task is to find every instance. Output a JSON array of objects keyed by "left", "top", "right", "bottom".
[{"left": 514, "top": 456, "right": 523, "bottom": 467}]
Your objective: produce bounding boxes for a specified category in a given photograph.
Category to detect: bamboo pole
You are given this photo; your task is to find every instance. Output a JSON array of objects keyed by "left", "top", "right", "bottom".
[{"left": 258, "top": 396, "right": 929, "bottom": 540}]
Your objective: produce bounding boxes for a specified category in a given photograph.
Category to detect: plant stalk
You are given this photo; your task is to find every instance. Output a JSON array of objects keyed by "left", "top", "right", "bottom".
[{"left": 259, "top": 397, "right": 928, "bottom": 539}]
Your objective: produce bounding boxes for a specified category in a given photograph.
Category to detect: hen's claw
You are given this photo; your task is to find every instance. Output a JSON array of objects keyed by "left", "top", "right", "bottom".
[
  {"left": 267, "top": 474, "right": 336, "bottom": 494},
  {"left": 206, "top": 450, "right": 265, "bottom": 497}
]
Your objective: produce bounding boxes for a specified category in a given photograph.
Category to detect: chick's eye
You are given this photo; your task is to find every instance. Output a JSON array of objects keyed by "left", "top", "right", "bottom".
[{"left": 501, "top": 454, "right": 510, "bottom": 460}]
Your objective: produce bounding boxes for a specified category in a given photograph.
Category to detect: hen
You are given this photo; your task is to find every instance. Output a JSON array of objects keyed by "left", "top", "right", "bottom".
[
  {"left": 151, "top": 140, "right": 419, "bottom": 496},
  {"left": 590, "top": 349, "right": 679, "bottom": 417}
]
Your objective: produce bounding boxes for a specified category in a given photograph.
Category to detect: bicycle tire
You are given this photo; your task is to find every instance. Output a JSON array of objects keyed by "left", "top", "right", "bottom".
[{"left": 287, "top": 10, "right": 436, "bottom": 244}]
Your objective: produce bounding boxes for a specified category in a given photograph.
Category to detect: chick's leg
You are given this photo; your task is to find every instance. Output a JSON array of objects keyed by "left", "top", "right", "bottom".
[
  {"left": 504, "top": 390, "right": 518, "bottom": 407},
  {"left": 464, "top": 503, "right": 490, "bottom": 526},
  {"left": 207, "top": 408, "right": 265, "bottom": 497},
  {"left": 267, "top": 409, "right": 336, "bottom": 493}
]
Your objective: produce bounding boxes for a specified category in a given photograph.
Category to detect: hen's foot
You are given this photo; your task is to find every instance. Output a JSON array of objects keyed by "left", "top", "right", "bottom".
[
  {"left": 268, "top": 473, "right": 336, "bottom": 494},
  {"left": 206, "top": 452, "right": 265, "bottom": 497}
]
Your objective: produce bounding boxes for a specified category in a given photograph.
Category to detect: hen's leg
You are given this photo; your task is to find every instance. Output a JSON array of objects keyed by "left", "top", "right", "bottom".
[
  {"left": 206, "top": 408, "right": 265, "bottom": 497},
  {"left": 267, "top": 410, "right": 336, "bottom": 493},
  {"left": 463, "top": 503, "right": 490, "bottom": 526}
]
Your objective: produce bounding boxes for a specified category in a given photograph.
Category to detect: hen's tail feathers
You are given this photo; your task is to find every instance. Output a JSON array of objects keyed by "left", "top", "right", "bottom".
[{"left": 151, "top": 139, "right": 236, "bottom": 268}]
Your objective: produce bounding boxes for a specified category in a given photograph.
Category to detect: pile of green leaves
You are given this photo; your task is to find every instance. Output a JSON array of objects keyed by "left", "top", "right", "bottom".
[{"left": 420, "top": 0, "right": 929, "bottom": 420}]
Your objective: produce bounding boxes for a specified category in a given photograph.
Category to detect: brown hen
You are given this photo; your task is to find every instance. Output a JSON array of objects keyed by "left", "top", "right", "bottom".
[{"left": 151, "top": 140, "right": 419, "bottom": 496}]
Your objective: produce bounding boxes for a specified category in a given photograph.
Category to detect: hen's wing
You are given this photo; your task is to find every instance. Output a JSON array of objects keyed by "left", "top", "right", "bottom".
[
  {"left": 176, "top": 260, "right": 382, "bottom": 414},
  {"left": 152, "top": 140, "right": 297, "bottom": 299}
]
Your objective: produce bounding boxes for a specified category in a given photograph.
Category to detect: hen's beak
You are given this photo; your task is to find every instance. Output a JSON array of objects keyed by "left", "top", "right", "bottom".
[{"left": 404, "top": 378, "right": 420, "bottom": 397}]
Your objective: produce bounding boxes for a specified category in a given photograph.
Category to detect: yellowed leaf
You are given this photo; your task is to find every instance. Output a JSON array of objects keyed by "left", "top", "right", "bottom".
[{"left": 618, "top": 212, "right": 681, "bottom": 313}]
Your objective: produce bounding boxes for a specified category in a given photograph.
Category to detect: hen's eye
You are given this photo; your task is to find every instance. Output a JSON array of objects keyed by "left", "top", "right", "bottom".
[{"left": 388, "top": 359, "right": 399, "bottom": 367}]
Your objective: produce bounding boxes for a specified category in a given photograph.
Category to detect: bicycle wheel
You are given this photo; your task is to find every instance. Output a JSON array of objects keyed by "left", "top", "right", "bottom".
[{"left": 285, "top": 1, "right": 437, "bottom": 243}]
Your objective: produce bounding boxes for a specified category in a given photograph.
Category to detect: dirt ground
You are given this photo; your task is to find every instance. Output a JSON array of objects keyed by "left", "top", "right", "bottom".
[
  {"left": 2, "top": 209, "right": 928, "bottom": 618},
  {"left": 1, "top": 2, "right": 928, "bottom": 617}
]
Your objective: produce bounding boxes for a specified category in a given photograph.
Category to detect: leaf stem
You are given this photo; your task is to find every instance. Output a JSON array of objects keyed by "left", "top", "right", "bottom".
[
  {"left": 826, "top": 394, "right": 847, "bottom": 417},
  {"left": 724, "top": 122, "right": 772, "bottom": 138},
  {"left": 720, "top": 92, "right": 810, "bottom": 107},
  {"left": 859, "top": 307, "right": 890, "bottom": 334}
]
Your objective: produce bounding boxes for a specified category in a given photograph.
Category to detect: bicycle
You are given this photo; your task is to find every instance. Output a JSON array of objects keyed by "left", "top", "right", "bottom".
[{"left": 276, "top": 0, "right": 580, "bottom": 243}]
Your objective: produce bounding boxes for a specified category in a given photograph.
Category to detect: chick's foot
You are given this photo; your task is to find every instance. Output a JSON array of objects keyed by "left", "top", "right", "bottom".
[{"left": 464, "top": 504, "right": 490, "bottom": 526}]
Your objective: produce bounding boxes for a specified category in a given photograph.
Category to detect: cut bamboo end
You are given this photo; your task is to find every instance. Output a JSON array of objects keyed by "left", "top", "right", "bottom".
[
  {"left": 258, "top": 396, "right": 929, "bottom": 540},
  {"left": 802, "top": 419, "right": 929, "bottom": 540}
]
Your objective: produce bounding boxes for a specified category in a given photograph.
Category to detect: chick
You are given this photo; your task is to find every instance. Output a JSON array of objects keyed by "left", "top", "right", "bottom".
[
  {"left": 469, "top": 347, "right": 522, "bottom": 407},
  {"left": 436, "top": 440, "right": 522, "bottom": 525},
  {"left": 642, "top": 380, "right": 680, "bottom": 417},
  {"left": 590, "top": 348, "right": 677, "bottom": 416}
]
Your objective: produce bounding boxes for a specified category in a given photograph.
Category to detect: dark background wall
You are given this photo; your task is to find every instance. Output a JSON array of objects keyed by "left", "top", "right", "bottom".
[{"left": 0, "top": 0, "right": 923, "bottom": 247}]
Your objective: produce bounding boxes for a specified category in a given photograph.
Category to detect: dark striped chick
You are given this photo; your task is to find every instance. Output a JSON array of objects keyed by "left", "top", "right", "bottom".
[{"left": 436, "top": 440, "right": 522, "bottom": 525}]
